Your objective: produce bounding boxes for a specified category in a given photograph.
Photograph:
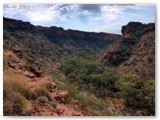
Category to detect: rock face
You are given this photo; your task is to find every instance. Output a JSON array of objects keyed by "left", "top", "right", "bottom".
[
  {"left": 121, "top": 22, "right": 143, "bottom": 38},
  {"left": 101, "top": 22, "right": 155, "bottom": 79},
  {"left": 3, "top": 17, "right": 120, "bottom": 73},
  {"left": 121, "top": 22, "right": 155, "bottom": 39},
  {"left": 29, "top": 66, "right": 44, "bottom": 77}
]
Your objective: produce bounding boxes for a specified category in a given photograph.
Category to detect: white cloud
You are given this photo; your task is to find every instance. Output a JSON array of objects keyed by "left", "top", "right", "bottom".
[
  {"left": 3, "top": 4, "right": 62, "bottom": 24},
  {"left": 70, "top": 4, "right": 79, "bottom": 10},
  {"left": 79, "top": 10, "right": 93, "bottom": 16},
  {"left": 101, "top": 5, "right": 124, "bottom": 14},
  {"left": 95, "top": 5, "right": 148, "bottom": 22},
  {"left": 25, "top": 12, "right": 56, "bottom": 23}
]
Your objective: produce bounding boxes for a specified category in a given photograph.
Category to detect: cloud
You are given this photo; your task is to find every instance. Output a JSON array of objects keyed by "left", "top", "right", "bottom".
[
  {"left": 94, "top": 4, "right": 152, "bottom": 21},
  {"left": 57, "top": 4, "right": 79, "bottom": 20},
  {"left": 3, "top": 4, "right": 155, "bottom": 34},
  {"left": 79, "top": 4, "right": 101, "bottom": 13},
  {"left": 4, "top": 4, "right": 125, "bottom": 23},
  {"left": 25, "top": 12, "right": 57, "bottom": 23},
  {"left": 3, "top": 4, "right": 73, "bottom": 24},
  {"left": 101, "top": 5, "right": 124, "bottom": 14},
  {"left": 79, "top": 10, "right": 93, "bottom": 16}
]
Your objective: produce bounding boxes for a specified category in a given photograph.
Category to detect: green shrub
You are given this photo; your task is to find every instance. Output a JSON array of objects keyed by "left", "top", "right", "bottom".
[
  {"left": 62, "top": 52, "right": 120, "bottom": 97},
  {"left": 3, "top": 57, "right": 8, "bottom": 67},
  {"left": 116, "top": 74, "right": 155, "bottom": 115}
]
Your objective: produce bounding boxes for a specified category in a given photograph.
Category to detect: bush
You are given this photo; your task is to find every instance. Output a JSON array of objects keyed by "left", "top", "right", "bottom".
[
  {"left": 34, "top": 87, "right": 52, "bottom": 101},
  {"left": 62, "top": 52, "right": 119, "bottom": 97},
  {"left": 116, "top": 74, "right": 155, "bottom": 115},
  {"left": 36, "top": 96, "right": 49, "bottom": 103},
  {"left": 3, "top": 57, "right": 8, "bottom": 68}
]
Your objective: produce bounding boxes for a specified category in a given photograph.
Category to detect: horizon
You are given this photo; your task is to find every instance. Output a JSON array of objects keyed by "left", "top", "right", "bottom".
[{"left": 3, "top": 4, "right": 155, "bottom": 34}]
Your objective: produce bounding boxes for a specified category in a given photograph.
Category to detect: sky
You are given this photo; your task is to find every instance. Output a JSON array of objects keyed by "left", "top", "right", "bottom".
[{"left": 3, "top": 4, "right": 155, "bottom": 34}]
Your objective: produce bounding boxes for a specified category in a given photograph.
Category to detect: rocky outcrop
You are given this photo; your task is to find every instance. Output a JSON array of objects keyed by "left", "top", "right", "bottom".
[
  {"left": 29, "top": 66, "right": 44, "bottom": 77},
  {"left": 121, "top": 22, "right": 155, "bottom": 39},
  {"left": 117, "top": 31, "right": 155, "bottom": 80},
  {"left": 67, "top": 29, "right": 120, "bottom": 41},
  {"left": 121, "top": 22, "right": 143, "bottom": 38},
  {"left": 6, "top": 51, "right": 44, "bottom": 78},
  {"left": 101, "top": 22, "right": 155, "bottom": 79},
  {"left": 22, "top": 71, "right": 35, "bottom": 78}
]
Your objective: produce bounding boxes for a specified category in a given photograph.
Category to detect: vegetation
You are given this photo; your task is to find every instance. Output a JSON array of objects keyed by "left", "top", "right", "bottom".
[
  {"left": 36, "top": 96, "right": 49, "bottom": 103},
  {"left": 3, "top": 67, "right": 53, "bottom": 115},
  {"left": 4, "top": 77, "right": 33, "bottom": 115},
  {"left": 61, "top": 52, "right": 119, "bottom": 98},
  {"left": 4, "top": 92, "right": 32, "bottom": 115},
  {"left": 61, "top": 51, "right": 155, "bottom": 115},
  {"left": 116, "top": 74, "right": 155, "bottom": 115},
  {"left": 56, "top": 81, "right": 122, "bottom": 116},
  {"left": 34, "top": 87, "right": 52, "bottom": 101},
  {"left": 3, "top": 18, "right": 155, "bottom": 116}
]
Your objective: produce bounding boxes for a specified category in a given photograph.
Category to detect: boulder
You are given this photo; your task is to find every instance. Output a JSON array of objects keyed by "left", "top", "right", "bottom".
[
  {"left": 22, "top": 71, "right": 35, "bottom": 78},
  {"left": 29, "top": 66, "right": 44, "bottom": 77}
]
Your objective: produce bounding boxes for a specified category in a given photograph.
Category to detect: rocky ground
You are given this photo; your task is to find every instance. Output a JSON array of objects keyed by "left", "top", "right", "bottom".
[{"left": 3, "top": 50, "right": 83, "bottom": 116}]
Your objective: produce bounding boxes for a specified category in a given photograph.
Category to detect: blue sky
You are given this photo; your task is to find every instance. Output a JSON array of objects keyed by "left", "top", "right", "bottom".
[{"left": 3, "top": 4, "right": 155, "bottom": 34}]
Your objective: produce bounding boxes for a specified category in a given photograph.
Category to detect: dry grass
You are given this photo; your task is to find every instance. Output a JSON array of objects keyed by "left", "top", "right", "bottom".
[
  {"left": 36, "top": 76, "right": 53, "bottom": 88},
  {"left": 3, "top": 50, "right": 54, "bottom": 115},
  {"left": 4, "top": 92, "right": 32, "bottom": 115},
  {"left": 4, "top": 68, "right": 30, "bottom": 84},
  {"left": 3, "top": 69, "right": 34, "bottom": 115},
  {"left": 3, "top": 50, "right": 26, "bottom": 64},
  {"left": 34, "top": 87, "right": 52, "bottom": 101},
  {"left": 4, "top": 69, "right": 37, "bottom": 97}
]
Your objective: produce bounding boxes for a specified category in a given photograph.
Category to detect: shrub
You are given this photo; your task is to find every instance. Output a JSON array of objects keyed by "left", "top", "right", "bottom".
[
  {"left": 3, "top": 57, "right": 8, "bottom": 67},
  {"left": 62, "top": 52, "right": 120, "bottom": 97},
  {"left": 51, "top": 102, "right": 56, "bottom": 108},
  {"left": 36, "top": 96, "right": 49, "bottom": 103},
  {"left": 34, "top": 87, "right": 52, "bottom": 101},
  {"left": 116, "top": 74, "right": 155, "bottom": 115}
]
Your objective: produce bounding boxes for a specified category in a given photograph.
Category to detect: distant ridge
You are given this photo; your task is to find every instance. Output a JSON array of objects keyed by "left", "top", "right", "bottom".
[{"left": 3, "top": 17, "right": 120, "bottom": 73}]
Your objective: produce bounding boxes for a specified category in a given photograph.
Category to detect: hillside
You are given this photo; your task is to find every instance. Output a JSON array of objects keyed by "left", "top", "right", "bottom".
[
  {"left": 3, "top": 50, "right": 83, "bottom": 116},
  {"left": 3, "top": 18, "right": 155, "bottom": 116},
  {"left": 3, "top": 17, "right": 120, "bottom": 73},
  {"left": 101, "top": 22, "right": 155, "bottom": 80}
]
